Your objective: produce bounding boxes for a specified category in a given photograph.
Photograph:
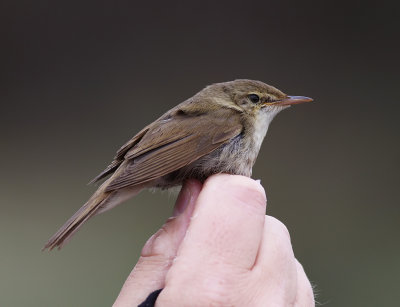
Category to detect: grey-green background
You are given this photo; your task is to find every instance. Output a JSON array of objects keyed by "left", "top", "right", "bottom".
[{"left": 1, "top": 1, "right": 399, "bottom": 306}]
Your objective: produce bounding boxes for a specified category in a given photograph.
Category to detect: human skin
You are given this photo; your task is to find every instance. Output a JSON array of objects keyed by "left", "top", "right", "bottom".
[{"left": 113, "top": 174, "right": 315, "bottom": 306}]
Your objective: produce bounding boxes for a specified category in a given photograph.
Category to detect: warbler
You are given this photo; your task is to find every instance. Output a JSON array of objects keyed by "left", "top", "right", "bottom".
[{"left": 44, "top": 79, "right": 312, "bottom": 250}]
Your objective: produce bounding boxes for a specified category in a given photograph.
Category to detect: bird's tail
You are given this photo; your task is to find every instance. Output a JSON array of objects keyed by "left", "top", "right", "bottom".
[
  {"left": 43, "top": 182, "right": 112, "bottom": 250},
  {"left": 43, "top": 181, "right": 144, "bottom": 251}
]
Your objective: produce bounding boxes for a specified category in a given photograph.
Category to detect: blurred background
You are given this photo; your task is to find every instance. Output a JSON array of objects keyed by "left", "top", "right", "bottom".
[{"left": 1, "top": 0, "right": 399, "bottom": 306}]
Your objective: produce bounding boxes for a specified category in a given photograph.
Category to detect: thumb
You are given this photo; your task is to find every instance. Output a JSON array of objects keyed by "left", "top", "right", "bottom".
[
  {"left": 113, "top": 180, "right": 202, "bottom": 306},
  {"left": 157, "top": 174, "right": 267, "bottom": 306}
]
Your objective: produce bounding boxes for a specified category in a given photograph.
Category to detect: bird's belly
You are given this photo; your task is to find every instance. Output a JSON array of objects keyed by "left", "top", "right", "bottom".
[{"left": 155, "top": 135, "right": 254, "bottom": 188}]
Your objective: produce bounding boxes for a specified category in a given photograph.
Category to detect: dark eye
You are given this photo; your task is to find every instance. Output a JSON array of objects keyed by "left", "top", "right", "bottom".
[{"left": 248, "top": 94, "right": 260, "bottom": 103}]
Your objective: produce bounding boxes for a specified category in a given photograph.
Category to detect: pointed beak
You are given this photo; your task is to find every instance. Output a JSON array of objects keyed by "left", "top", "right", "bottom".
[{"left": 273, "top": 96, "right": 313, "bottom": 106}]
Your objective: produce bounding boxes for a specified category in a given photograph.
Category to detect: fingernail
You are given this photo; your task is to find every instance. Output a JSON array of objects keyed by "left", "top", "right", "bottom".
[
  {"left": 172, "top": 183, "right": 192, "bottom": 216},
  {"left": 256, "top": 179, "right": 261, "bottom": 185}
]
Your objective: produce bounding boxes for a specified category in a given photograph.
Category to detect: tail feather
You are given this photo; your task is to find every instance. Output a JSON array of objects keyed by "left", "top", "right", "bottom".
[
  {"left": 43, "top": 189, "right": 111, "bottom": 250},
  {"left": 43, "top": 181, "right": 145, "bottom": 251}
]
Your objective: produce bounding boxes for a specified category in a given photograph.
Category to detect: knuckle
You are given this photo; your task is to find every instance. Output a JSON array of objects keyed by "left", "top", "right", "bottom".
[
  {"left": 129, "top": 254, "right": 170, "bottom": 282},
  {"left": 141, "top": 221, "right": 176, "bottom": 258},
  {"left": 159, "top": 270, "right": 245, "bottom": 306},
  {"left": 141, "top": 230, "right": 163, "bottom": 257},
  {"left": 265, "top": 216, "right": 294, "bottom": 265},
  {"left": 266, "top": 216, "right": 291, "bottom": 241}
]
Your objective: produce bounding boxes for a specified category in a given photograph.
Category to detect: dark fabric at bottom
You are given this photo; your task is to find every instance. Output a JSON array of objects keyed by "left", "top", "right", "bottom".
[{"left": 138, "top": 289, "right": 163, "bottom": 307}]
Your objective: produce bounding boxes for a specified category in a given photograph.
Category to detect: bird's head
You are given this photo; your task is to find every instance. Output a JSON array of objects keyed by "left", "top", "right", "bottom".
[
  {"left": 199, "top": 79, "right": 313, "bottom": 117},
  {"left": 191, "top": 79, "right": 313, "bottom": 150}
]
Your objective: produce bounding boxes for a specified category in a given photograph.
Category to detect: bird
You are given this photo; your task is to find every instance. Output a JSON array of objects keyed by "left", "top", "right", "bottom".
[{"left": 43, "top": 79, "right": 313, "bottom": 250}]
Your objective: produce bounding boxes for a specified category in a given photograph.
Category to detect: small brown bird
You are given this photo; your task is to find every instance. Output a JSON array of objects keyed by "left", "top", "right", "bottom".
[{"left": 44, "top": 79, "right": 312, "bottom": 250}]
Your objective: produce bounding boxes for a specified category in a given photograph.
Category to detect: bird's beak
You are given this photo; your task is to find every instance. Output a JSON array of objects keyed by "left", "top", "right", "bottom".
[{"left": 272, "top": 96, "right": 313, "bottom": 106}]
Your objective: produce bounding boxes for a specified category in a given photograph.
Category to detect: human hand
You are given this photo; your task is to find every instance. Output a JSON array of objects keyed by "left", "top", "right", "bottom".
[{"left": 113, "top": 174, "right": 314, "bottom": 306}]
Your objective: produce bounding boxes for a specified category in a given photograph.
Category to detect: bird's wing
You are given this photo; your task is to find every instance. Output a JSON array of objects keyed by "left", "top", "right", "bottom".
[
  {"left": 89, "top": 127, "right": 150, "bottom": 184},
  {"left": 103, "top": 107, "right": 242, "bottom": 191}
]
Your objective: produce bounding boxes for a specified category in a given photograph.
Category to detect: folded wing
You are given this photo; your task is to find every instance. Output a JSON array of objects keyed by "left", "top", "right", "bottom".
[{"left": 101, "top": 107, "right": 242, "bottom": 191}]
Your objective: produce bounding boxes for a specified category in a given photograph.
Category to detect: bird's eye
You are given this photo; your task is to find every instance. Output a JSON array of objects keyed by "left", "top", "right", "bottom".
[{"left": 248, "top": 94, "right": 260, "bottom": 103}]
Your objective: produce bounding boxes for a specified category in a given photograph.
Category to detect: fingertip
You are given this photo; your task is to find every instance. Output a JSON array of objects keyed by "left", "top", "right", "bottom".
[
  {"left": 255, "top": 216, "right": 295, "bottom": 276},
  {"left": 204, "top": 174, "right": 267, "bottom": 211}
]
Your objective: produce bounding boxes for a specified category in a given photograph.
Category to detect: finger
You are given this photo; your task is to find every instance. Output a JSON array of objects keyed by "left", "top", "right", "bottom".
[
  {"left": 294, "top": 259, "right": 315, "bottom": 307},
  {"left": 253, "top": 216, "right": 298, "bottom": 305},
  {"left": 113, "top": 179, "right": 202, "bottom": 307},
  {"left": 158, "top": 175, "right": 266, "bottom": 305},
  {"left": 179, "top": 174, "right": 266, "bottom": 269}
]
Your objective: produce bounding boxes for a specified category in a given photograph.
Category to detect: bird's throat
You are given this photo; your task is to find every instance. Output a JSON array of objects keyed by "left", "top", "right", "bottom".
[{"left": 249, "top": 107, "right": 284, "bottom": 157}]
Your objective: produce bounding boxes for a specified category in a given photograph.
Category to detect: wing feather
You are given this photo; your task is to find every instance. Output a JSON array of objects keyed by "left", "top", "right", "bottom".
[
  {"left": 104, "top": 109, "right": 242, "bottom": 191},
  {"left": 89, "top": 127, "right": 150, "bottom": 184}
]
